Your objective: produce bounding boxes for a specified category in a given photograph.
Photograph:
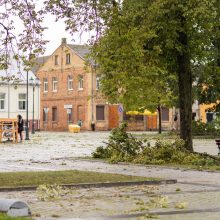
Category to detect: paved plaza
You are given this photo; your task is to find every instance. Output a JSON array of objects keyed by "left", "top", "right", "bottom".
[{"left": 0, "top": 131, "right": 220, "bottom": 219}]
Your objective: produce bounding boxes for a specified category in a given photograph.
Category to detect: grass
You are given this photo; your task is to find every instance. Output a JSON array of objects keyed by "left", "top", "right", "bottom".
[
  {"left": 0, "top": 214, "right": 30, "bottom": 220},
  {"left": 0, "top": 170, "right": 155, "bottom": 188}
]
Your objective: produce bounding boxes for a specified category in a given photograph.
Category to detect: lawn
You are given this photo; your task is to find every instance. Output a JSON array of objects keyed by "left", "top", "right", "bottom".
[
  {"left": 0, "top": 170, "right": 154, "bottom": 188},
  {"left": 0, "top": 214, "right": 30, "bottom": 220}
]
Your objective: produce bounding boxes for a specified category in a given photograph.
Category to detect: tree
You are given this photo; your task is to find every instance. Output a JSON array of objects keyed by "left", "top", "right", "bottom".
[
  {"left": 0, "top": 0, "right": 47, "bottom": 79},
  {"left": 44, "top": 0, "right": 219, "bottom": 151},
  {"left": 195, "top": 2, "right": 220, "bottom": 111},
  {"left": 2, "top": 0, "right": 214, "bottom": 150}
]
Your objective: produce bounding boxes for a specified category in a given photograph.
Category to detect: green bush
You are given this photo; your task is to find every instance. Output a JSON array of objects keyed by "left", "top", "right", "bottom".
[
  {"left": 192, "top": 119, "right": 220, "bottom": 137},
  {"left": 93, "top": 123, "right": 220, "bottom": 167}
]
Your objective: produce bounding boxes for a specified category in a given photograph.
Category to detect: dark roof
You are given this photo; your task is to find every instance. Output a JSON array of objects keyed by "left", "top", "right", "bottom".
[
  {"left": 67, "top": 44, "right": 91, "bottom": 60},
  {"left": 31, "top": 56, "right": 49, "bottom": 74}
]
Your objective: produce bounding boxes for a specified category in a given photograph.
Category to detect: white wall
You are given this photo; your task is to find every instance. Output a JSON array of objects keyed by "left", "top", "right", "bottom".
[{"left": 0, "top": 82, "right": 40, "bottom": 121}]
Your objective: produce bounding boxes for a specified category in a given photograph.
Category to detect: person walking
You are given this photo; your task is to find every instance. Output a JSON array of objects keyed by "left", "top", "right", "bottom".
[{"left": 17, "top": 114, "right": 24, "bottom": 142}]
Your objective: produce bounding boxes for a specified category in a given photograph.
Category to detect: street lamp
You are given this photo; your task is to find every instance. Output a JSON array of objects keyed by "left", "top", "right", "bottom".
[
  {"left": 30, "top": 77, "right": 40, "bottom": 134},
  {"left": 25, "top": 70, "right": 29, "bottom": 140}
]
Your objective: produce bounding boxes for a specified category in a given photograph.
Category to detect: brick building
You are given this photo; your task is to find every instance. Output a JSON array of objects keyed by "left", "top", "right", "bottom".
[{"left": 36, "top": 38, "right": 120, "bottom": 131}]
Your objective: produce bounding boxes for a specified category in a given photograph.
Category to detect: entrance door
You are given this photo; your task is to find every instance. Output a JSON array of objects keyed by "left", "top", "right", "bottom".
[
  {"left": 146, "top": 115, "right": 157, "bottom": 130},
  {"left": 108, "top": 105, "right": 119, "bottom": 129}
]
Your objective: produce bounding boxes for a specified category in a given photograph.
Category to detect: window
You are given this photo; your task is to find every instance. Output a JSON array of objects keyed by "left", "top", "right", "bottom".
[
  {"left": 162, "top": 107, "right": 169, "bottom": 121},
  {"left": 206, "top": 112, "right": 214, "bottom": 123},
  {"left": 55, "top": 55, "right": 59, "bottom": 65},
  {"left": 52, "top": 77, "right": 58, "bottom": 92},
  {"left": 43, "top": 107, "right": 49, "bottom": 122},
  {"left": 0, "top": 93, "right": 5, "bottom": 110},
  {"left": 135, "top": 115, "right": 144, "bottom": 121},
  {"left": 66, "top": 53, "right": 71, "bottom": 64},
  {"left": 52, "top": 107, "right": 57, "bottom": 121},
  {"left": 96, "top": 76, "right": 101, "bottom": 90},
  {"left": 43, "top": 79, "right": 48, "bottom": 92},
  {"left": 96, "top": 105, "right": 105, "bottom": 120},
  {"left": 123, "top": 113, "right": 131, "bottom": 121},
  {"left": 67, "top": 75, "right": 73, "bottom": 90},
  {"left": 18, "top": 93, "right": 26, "bottom": 110},
  {"left": 78, "top": 75, "right": 84, "bottom": 90}
]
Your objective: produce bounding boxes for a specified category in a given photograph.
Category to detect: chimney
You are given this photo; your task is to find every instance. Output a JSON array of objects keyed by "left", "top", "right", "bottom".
[{"left": 61, "top": 38, "right": 67, "bottom": 45}]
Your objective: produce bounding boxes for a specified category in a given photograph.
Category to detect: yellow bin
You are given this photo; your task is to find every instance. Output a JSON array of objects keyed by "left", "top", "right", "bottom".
[{"left": 68, "top": 124, "right": 80, "bottom": 133}]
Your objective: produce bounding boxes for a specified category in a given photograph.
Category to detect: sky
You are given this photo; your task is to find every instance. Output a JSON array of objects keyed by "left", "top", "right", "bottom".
[
  {"left": 10, "top": 1, "right": 91, "bottom": 56},
  {"left": 41, "top": 14, "right": 91, "bottom": 56}
]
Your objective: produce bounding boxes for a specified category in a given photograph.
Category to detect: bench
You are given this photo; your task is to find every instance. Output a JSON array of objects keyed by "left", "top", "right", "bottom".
[{"left": 215, "top": 139, "right": 220, "bottom": 156}]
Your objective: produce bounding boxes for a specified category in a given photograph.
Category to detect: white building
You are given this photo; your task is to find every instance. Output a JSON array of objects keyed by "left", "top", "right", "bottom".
[{"left": 0, "top": 57, "right": 40, "bottom": 131}]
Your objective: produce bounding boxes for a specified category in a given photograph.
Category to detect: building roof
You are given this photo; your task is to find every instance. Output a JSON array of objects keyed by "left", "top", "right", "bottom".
[
  {"left": 32, "top": 41, "right": 93, "bottom": 74},
  {"left": 67, "top": 44, "right": 91, "bottom": 60},
  {"left": 31, "top": 56, "right": 49, "bottom": 74}
]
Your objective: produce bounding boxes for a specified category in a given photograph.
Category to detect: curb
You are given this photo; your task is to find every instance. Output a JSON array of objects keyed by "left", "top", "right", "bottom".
[{"left": 0, "top": 179, "right": 177, "bottom": 192}]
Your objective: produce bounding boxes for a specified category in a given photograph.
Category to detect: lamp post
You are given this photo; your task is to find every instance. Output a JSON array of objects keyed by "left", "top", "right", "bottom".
[
  {"left": 30, "top": 77, "right": 39, "bottom": 134},
  {"left": 25, "top": 70, "right": 29, "bottom": 140}
]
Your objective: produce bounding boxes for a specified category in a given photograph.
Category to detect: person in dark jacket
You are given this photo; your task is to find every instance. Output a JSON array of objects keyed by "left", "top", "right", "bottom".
[{"left": 17, "top": 114, "right": 24, "bottom": 142}]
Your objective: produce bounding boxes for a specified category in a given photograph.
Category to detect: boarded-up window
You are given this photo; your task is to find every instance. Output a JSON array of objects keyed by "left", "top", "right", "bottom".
[
  {"left": 52, "top": 107, "right": 57, "bottom": 121},
  {"left": 162, "top": 107, "right": 169, "bottom": 121},
  {"left": 96, "top": 105, "right": 105, "bottom": 120}
]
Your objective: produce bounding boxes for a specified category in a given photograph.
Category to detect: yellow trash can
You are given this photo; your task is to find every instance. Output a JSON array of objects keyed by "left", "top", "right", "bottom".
[{"left": 68, "top": 124, "right": 80, "bottom": 133}]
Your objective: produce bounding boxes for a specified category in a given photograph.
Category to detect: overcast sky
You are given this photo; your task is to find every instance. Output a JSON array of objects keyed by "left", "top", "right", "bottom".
[{"left": 41, "top": 14, "right": 91, "bottom": 56}]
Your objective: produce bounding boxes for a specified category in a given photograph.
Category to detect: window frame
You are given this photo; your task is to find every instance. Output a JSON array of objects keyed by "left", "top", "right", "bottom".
[
  {"left": 78, "top": 75, "right": 84, "bottom": 90},
  {"left": 161, "top": 107, "right": 169, "bottom": 121},
  {"left": 67, "top": 75, "right": 73, "bottom": 90},
  {"left": 18, "top": 93, "right": 26, "bottom": 111},
  {"left": 52, "top": 77, "right": 58, "bottom": 92},
  {"left": 43, "top": 79, "right": 48, "bottom": 93},
  {"left": 96, "top": 105, "right": 105, "bottom": 121},
  {"left": 0, "top": 93, "right": 5, "bottom": 111},
  {"left": 66, "top": 53, "right": 71, "bottom": 64},
  {"left": 55, "top": 55, "right": 59, "bottom": 65},
  {"left": 52, "top": 106, "right": 58, "bottom": 122}
]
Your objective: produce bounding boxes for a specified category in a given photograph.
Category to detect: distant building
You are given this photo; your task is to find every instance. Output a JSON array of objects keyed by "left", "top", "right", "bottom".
[
  {"left": 36, "top": 38, "right": 120, "bottom": 131},
  {"left": 0, "top": 57, "right": 40, "bottom": 131}
]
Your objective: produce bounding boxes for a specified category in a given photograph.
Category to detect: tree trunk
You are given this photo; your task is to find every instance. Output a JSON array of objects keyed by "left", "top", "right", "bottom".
[
  {"left": 177, "top": 28, "right": 193, "bottom": 151},
  {"left": 157, "top": 104, "right": 162, "bottom": 134}
]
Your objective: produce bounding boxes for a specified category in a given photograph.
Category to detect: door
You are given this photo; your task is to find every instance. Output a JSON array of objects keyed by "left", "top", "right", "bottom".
[
  {"left": 146, "top": 115, "right": 157, "bottom": 130},
  {"left": 108, "top": 105, "right": 119, "bottom": 129}
]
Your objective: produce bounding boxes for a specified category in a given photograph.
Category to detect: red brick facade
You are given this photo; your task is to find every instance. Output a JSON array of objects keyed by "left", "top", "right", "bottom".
[{"left": 36, "top": 39, "right": 120, "bottom": 131}]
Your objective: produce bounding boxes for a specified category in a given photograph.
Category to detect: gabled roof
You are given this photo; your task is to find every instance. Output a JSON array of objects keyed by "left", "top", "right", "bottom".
[
  {"left": 31, "top": 56, "right": 49, "bottom": 74},
  {"left": 67, "top": 44, "right": 91, "bottom": 60}
]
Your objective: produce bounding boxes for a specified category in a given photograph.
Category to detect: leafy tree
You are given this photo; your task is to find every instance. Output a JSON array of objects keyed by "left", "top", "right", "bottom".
[
  {"left": 44, "top": 0, "right": 219, "bottom": 151},
  {"left": 2, "top": 0, "right": 216, "bottom": 150},
  {"left": 0, "top": 0, "right": 47, "bottom": 78},
  {"left": 195, "top": 2, "right": 220, "bottom": 111}
]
